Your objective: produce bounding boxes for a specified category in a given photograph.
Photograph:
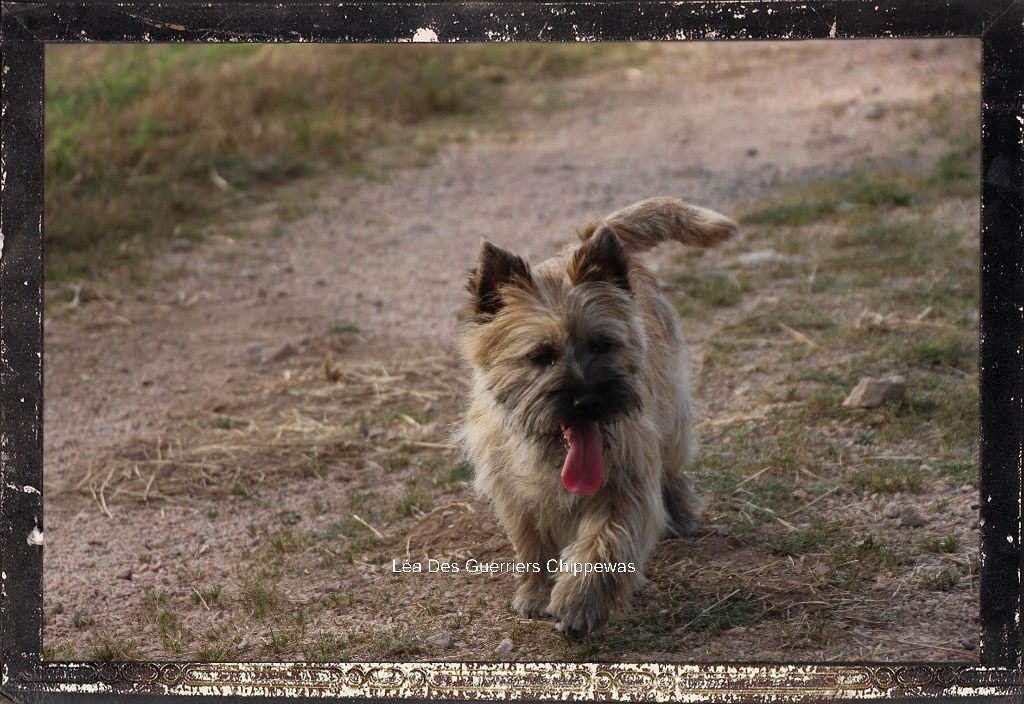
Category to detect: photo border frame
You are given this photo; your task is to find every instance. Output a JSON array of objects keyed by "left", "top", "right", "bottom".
[{"left": 1, "top": 1, "right": 1022, "bottom": 700}]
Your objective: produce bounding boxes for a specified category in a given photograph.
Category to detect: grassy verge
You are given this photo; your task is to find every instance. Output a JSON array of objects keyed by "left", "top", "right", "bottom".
[{"left": 46, "top": 44, "right": 647, "bottom": 283}]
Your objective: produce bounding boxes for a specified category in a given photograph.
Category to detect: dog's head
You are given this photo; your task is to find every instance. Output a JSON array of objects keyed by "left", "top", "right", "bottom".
[{"left": 459, "top": 225, "right": 645, "bottom": 496}]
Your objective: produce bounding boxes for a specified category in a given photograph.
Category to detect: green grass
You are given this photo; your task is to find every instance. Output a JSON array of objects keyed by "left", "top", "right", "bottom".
[
  {"left": 396, "top": 486, "right": 428, "bottom": 516},
  {"left": 45, "top": 44, "right": 649, "bottom": 282},
  {"left": 303, "top": 633, "right": 355, "bottom": 661},
  {"left": 214, "top": 416, "right": 242, "bottom": 430},
  {"left": 154, "top": 609, "right": 192, "bottom": 654},
  {"left": 84, "top": 633, "right": 139, "bottom": 661},
  {"left": 922, "top": 534, "right": 962, "bottom": 554},
  {"left": 329, "top": 321, "right": 361, "bottom": 334},
  {"left": 370, "top": 626, "right": 422, "bottom": 657},
  {"left": 192, "top": 585, "right": 225, "bottom": 607},
  {"left": 578, "top": 587, "right": 763, "bottom": 656},
  {"left": 930, "top": 136, "right": 981, "bottom": 197},
  {"left": 741, "top": 200, "right": 837, "bottom": 228},
  {"left": 921, "top": 569, "right": 962, "bottom": 592},
  {"left": 195, "top": 626, "right": 242, "bottom": 661},
  {"left": 850, "top": 465, "right": 927, "bottom": 493},
  {"left": 72, "top": 613, "right": 95, "bottom": 629},
  {"left": 902, "top": 330, "right": 976, "bottom": 371},
  {"left": 301, "top": 453, "right": 323, "bottom": 478},
  {"left": 672, "top": 270, "right": 744, "bottom": 314},
  {"left": 448, "top": 460, "right": 474, "bottom": 484},
  {"left": 238, "top": 578, "right": 280, "bottom": 619},
  {"left": 766, "top": 524, "right": 840, "bottom": 556},
  {"left": 741, "top": 173, "right": 915, "bottom": 229},
  {"left": 830, "top": 535, "right": 900, "bottom": 571}
]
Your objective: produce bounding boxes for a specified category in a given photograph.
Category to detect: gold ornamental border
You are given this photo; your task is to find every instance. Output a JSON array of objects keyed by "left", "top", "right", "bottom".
[{"left": 13, "top": 661, "right": 1024, "bottom": 700}]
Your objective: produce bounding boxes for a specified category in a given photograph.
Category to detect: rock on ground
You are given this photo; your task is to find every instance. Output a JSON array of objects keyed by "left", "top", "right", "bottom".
[
  {"left": 842, "top": 375, "right": 906, "bottom": 408},
  {"left": 495, "top": 638, "right": 514, "bottom": 658},
  {"left": 423, "top": 631, "right": 456, "bottom": 649}
]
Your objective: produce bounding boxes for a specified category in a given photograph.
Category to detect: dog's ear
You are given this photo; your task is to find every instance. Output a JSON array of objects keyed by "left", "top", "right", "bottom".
[
  {"left": 569, "top": 224, "right": 630, "bottom": 291},
  {"left": 468, "top": 240, "right": 532, "bottom": 316}
]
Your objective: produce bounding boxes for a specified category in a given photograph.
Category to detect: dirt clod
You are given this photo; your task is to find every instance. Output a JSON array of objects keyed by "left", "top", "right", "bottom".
[{"left": 900, "top": 505, "right": 927, "bottom": 528}]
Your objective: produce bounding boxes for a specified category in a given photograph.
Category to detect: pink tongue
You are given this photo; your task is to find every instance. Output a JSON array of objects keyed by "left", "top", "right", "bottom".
[{"left": 560, "top": 422, "right": 604, "bottom": 495}]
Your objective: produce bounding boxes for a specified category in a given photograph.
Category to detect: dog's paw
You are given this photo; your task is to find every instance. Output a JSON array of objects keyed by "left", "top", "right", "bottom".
[
  {"left": 548, "top": 577, "right": 609, "bottom": 640},
  {"left": 512, "top": 583, "right": 552, "bottom": 619},
  {"left": 666, "top": 515, "right": 700, "bottom": 538},
  {"left": 552, "top": 608, "right": 606, "bottom": 641}
]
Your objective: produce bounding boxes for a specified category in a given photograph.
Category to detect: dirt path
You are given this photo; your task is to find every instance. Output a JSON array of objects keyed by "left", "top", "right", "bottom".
[{"left": 44, "top": 39, "right": 980, "bottom": 661}]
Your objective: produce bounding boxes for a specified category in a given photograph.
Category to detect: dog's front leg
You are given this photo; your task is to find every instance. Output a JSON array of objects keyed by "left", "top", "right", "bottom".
[
  {"left": 500, "top": 504, "right": 558, "bottom": 619},
  {"left": 548, "top": 485, "right": 661, "bottom": 639}
]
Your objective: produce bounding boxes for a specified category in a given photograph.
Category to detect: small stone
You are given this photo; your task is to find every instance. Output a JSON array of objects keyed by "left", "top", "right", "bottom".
[
  {"left": 247, "top": 342, "right": 267, "bottom": 356},
  {"left": 736, "top": 249, "right": 791, "bottom": 268},
  {"left": 900, "top": 505, "right": 926, "bottom": 528},
  {"left": 960, "top": 484, "right": 974, "bottom": 493},
  {"left": 842, "top": 375, "right": 906, "bottom": 408},
  {"left": 866, "top": 103, "right": 888, "bottom": 120},
  {"left": 265, "top": 343, "right": 297, "bottom": 363},
  {"left": 367, "top": 427, "right": 386, "bottom": 439},
  {"left": 418, "top": 421, "right": 444, "bottom": 439},
  {"left": 402, "top": 222, "right": 435, "bottom": 237},
  {"left": 495, "top": 638, "right": 514, "bottom": 658},
  {"left": 882, "top": 501, "right": 901, "bottom": 519},
  {"left": 423, "top": 631, "right": 455, "bottom": 650},
  {"left": 118, "top": 569, "right": 133, "bottom": 581}
]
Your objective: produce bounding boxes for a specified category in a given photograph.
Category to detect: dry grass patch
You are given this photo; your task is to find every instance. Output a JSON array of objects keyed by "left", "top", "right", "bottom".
[
  {"left": 65, "top": 353, "right": 463, "bottom": 510},
  {"left": 45, "top": 44, "right": 652, "bottom": 282}
]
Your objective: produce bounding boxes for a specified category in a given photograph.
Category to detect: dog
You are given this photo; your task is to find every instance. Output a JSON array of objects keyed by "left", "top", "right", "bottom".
[{"left": 456, "top": 197, "right": 736, "bottom": 639}]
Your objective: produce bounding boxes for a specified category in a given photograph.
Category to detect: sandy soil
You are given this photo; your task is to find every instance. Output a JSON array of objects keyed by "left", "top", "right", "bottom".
[{"left": 43, "top": 39, "right": 981, "bottom": 661}]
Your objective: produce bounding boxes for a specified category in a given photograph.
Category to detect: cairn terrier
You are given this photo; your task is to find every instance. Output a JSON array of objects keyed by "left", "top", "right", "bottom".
[{"left": 456, "top": 197, "right": 736, "bottom": 639}]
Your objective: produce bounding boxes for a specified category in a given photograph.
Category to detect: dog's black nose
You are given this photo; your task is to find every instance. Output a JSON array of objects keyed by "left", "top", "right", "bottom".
[{"left": 573, "top": 393, "right": 604, "bottom": 418}]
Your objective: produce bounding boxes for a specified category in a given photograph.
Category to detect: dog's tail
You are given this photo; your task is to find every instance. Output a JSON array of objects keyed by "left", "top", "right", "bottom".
[{"left": 578, "top": 197, "right": 737, "bottom": 254}]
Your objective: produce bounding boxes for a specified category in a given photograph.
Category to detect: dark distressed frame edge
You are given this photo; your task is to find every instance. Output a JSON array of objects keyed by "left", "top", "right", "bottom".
[{"left": 1, "top": 1, "right": 1022, "bottom": 701}]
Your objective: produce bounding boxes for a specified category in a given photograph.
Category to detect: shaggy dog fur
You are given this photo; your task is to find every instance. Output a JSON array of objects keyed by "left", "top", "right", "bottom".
[{"left": 456, "top": 197, "right": 736, "bottom": 638}]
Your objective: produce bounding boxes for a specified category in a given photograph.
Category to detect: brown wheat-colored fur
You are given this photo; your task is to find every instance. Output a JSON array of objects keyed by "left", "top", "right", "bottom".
[{"left": 456, "top": 197, "right": 736, "bottom": 639}]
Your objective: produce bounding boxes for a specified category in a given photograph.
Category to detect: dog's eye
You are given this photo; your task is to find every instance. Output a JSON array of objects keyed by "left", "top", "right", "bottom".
[
  {"left": 591, "top": 340, "right": 615, "bottom": 355},
  {"left": 528, "top": 345, "right": 558, "bottom": 366}
]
